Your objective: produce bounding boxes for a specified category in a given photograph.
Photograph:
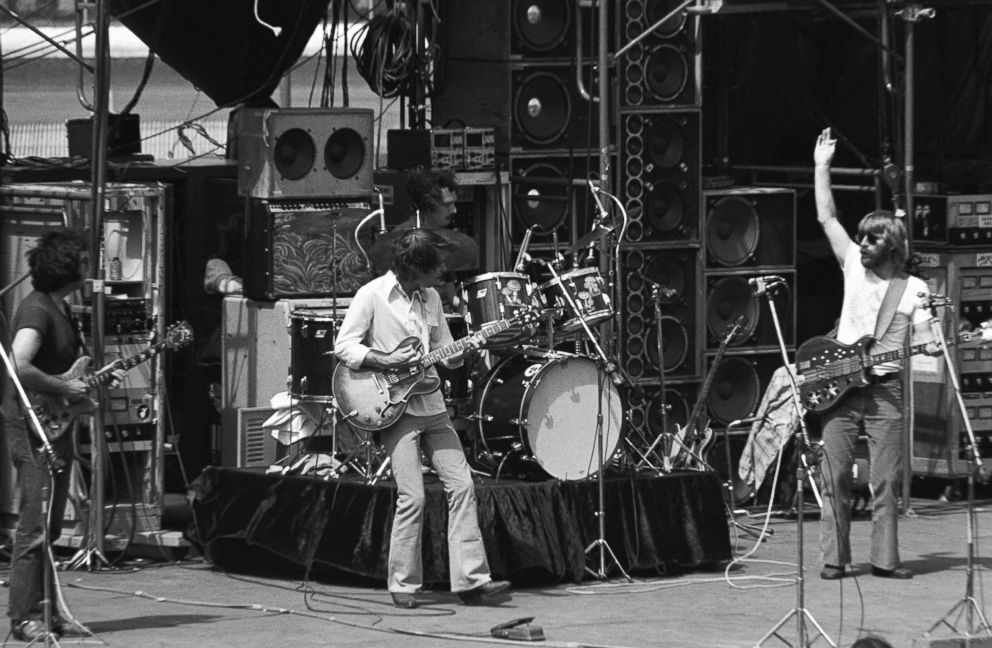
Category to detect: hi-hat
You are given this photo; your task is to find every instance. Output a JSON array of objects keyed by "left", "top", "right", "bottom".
[
  {"left": 369, "top": 226, "right": 480, "bottom": 274},
  {"left": 564, "top": 223, "right": 614, "bottom": 256}
]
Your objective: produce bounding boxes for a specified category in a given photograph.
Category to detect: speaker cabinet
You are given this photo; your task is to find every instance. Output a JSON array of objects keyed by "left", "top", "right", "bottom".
[
  {"left": 442, "top": 0, "right": 576, "bottom": 60},
  {"left": 237, "top": 108, "right": 374, "bottom": 199},
  {"left": 619, "top": 110, "right": 701, "bottom": 243},
  {"left": 703, "top": 351, "right": 783, "bottom": 426},
  {"left": 703, "top": 188, "right": 796, "bottom": 269},
  {"left": 619, "top": 0, "right": 699, "bottom": 108},
  {"left": 243, "top": 198, "right": 373, "bottom": 300},
  {"left": 704, "top": 271, "right": 795, "bottom": 350},
  {"left": 620, "top": 246, "right": 703, "bottom": 379},
  {"left": 508, "top": 154, "right": 599, "bottom": 247},
  {"left": 434, "top": 60, "right": 607, "bottom": 156}
]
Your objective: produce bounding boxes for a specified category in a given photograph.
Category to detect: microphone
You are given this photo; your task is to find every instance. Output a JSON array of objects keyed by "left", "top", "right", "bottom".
[
  {"left": 376, "top": 191, "right": 386, "bottom": 234},
  {"left": 588, "top": 179, "right": 609, "bottom": 223},
  {"left": 551, "top": 231, "right": 564, "bottom": 269},
  {"left": 749, "top": 275, "right": 786, "bottom": 296},
  {"left": 514, "top": 226, "right": 535, "bottom": 272},
  {"left": 637, "top": 272, "right": 678, "bottom": 300}
]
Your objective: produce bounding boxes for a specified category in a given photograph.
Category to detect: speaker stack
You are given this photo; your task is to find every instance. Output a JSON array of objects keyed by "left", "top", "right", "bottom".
[
  {"left": 702, "top": 187, "right": 796, "bottom": 428},
  {"left": 433, "top": 0, "right": 613, "bottom": 255},
  {"left": 617, "top": 0, "right": 704, "bottom": 445},
  {"left": 235, "top": 107, "right": 376, "bottom": 300}
]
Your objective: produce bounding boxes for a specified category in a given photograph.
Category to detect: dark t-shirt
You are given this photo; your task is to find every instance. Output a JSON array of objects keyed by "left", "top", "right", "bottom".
[{"left": 2, "top": 291, "right": 82, "bottom": 419}]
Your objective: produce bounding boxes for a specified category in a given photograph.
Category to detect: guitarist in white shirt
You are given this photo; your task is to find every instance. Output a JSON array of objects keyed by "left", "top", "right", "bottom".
[
  {"left": 2, "top": 230, "right": 124, "bottom": 641},
  {"left": 813, "top": 128, "right": 940, "bottom": 582},
  {"left": 334, "top": 228, "right": 510, "bottom": 609}
]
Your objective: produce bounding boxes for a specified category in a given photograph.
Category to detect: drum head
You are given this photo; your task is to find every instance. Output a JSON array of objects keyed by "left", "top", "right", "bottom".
[{"left": 523, "top": 356, "right": 623, "bottom": 480}]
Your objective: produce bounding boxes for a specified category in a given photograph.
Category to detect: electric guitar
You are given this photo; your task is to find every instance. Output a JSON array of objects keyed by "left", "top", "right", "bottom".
[
  {"left": 797, "top": 319, "right": 992, "bottom": 413},
  {"left": 672, "top": 315, "right": 745, "bottom": 468},
  {"left": 333, "top": 312, "right": 537, "bottom": 432},
  {"left": 30, "top": 321, "right": 193, "bottom": 441}
]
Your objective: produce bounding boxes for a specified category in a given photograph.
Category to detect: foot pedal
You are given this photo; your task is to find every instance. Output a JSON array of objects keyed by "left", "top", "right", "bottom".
[{"left": 491, "top": 617, "right": 545, "bottom": 642}]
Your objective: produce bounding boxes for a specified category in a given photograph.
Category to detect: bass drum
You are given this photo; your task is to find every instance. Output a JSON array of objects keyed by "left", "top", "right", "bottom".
[{"left": 474, "top": 354, "right": 623, "bottom": 480}]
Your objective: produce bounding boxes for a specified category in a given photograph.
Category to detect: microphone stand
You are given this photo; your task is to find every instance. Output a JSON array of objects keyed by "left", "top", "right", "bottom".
[
  {"left": 753, "top": 277, "right": 834, "bottom": 648},
  {"left": 534, "top": 257, "right": 630, "bottom": 582},
  {"left": 921, "top": 301, "right": 992, "bottom": 642}
]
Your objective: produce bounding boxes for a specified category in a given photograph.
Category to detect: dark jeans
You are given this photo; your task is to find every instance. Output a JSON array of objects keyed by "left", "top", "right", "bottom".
[{"left": 4, "top": 415, "right": 72, "bottom": 622}]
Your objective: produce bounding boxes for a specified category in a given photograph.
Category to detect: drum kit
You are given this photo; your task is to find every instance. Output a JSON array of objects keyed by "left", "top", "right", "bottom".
[{"left": 279, "top": 204, "right": 634, "bottom": 484}]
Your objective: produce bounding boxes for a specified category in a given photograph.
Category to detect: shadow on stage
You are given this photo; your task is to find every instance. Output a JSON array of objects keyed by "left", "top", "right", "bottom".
[{"left": 189, "top": 468, "right": 731, "bottom": 587}]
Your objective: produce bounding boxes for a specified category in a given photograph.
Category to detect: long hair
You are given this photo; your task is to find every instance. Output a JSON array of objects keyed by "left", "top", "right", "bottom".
[
  {"left": 856, "top": 210, "right": 910, "bottom": 271},
  {"left": 390, "top": 228, "right": 453, "bottom": 283},
  {"left": 406, "top": 166, "right": 458, "bottom": 214},
  {"left": 28, "top": 229, "right": 88, "bottom": 292}
]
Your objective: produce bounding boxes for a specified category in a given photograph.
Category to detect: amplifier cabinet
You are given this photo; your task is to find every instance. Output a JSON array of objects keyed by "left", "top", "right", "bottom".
[{"left": 244, "top": 198, "right": 373, "bottom": 300}]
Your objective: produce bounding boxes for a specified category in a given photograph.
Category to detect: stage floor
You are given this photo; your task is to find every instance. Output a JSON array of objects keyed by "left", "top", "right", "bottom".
[
  {"left": 25, "top": 496, "right": 992, "bottom": 648},
  {"left": 190, "top": 467, "right": 732, "bottom": 585}
]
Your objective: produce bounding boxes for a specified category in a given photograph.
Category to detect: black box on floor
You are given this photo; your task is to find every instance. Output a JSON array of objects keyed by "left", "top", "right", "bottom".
[{"left": 66, "top": 113, "right": 142, "bottom": 158}]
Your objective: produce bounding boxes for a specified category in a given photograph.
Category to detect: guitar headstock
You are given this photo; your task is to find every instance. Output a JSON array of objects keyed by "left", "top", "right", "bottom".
[
  {"left": 163, "top": 321, "right": 194, "bottom": 350},
  {"left": 723, "top": 315, "right": 747, "bottom": 343}
]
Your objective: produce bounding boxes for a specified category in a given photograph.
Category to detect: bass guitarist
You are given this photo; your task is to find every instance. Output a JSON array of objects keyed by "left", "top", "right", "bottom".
[
  {"left": 2, "top": 229, "right": 124, "bottom": 640},
  {"left": 813, "top": 128, "right": 940, "bottom": 582},
  {"left": 334, "top": 228, "right": 510, "bottom": 609}
]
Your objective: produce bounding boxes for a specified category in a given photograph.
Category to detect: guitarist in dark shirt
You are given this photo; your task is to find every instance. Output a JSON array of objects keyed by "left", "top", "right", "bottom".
[
  {"left": 813, "top": 129, "right": 940, "bottom": 582},
  {"left": 2, "top": 229, "right": 122, "bottom": 640},
  {"left": 335, "top": 228, "right": 510, "bottom": 609}
]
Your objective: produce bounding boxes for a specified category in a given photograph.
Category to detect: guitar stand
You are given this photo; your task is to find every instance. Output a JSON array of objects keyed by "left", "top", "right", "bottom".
[
  {"left": 327, "top": 402, "right": 391, "bottom": 485},
  {"left": 921, "top": 312, "right": 992, "bottom": 643}
]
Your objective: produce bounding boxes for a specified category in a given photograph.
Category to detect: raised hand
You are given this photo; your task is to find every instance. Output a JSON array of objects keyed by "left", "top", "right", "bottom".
[{"left": 814, "top": 127, "right": 836, "bottom": 167}]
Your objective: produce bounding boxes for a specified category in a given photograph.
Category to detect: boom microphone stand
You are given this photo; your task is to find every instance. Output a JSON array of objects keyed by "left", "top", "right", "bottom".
[
  {"left": 751, "top": 276, "right": 834, "bottom": 648},
  {"left": 921, "top": 299, "right": 992, "bottom": 642}
]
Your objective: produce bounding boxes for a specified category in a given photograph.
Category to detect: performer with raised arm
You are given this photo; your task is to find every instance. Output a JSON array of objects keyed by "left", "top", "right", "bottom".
[
  {"left": 334, "top": 228, "right": 510, "bottom": 608},
  {"left": 812, "top": 127, "right": 940, "bottom": 581}
]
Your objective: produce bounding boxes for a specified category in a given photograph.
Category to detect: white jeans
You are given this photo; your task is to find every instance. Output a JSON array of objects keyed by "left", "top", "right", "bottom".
[{"left": 380, "top": 413, "right": 492, "bottom": 593}]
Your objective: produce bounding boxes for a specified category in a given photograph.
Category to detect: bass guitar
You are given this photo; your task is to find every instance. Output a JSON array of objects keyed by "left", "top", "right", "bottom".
[
  {"left": 797, "top": 319, "right": 992, "bottom": 413},
  {"left": 671, "top": 315, "right": 745, "bottom": 469},
  {"left": 333, "top": 313, "right": 535, "bottom": 432},
  {"left": 31, "top": 321, "right": 193, "bottom": 441}
]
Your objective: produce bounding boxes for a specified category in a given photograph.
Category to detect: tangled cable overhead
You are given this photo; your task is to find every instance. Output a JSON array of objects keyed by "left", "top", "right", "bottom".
[{"left": 348, "top": 4, "right": 418, "bottom": 99}]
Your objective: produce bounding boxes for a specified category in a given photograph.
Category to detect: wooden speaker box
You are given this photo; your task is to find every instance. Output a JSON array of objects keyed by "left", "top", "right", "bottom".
[{"left": 243, "top": 198, "right": 373, "bottom": 300}]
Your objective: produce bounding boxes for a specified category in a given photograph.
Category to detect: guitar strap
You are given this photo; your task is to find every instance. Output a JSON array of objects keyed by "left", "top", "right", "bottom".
[{"left": 873, "top": 273, "right": 909, "bottom": 340}]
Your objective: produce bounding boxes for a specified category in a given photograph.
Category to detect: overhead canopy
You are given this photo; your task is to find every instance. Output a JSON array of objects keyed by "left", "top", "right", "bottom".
[{"left": 108, "top": 0, "right": 327, "bottom": 107}]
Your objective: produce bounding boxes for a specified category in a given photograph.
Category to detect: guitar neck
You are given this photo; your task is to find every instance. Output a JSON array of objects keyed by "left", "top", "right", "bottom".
[
  {"left": 865, "top": 337, "right": 958, "bottom": 369},
  {"left": 85, "top": 343, "right": 164, "bottom": 388},
  {"left": 684, "top": 325, "right": 739, "bottom": 434},
  {"left": 419, "top": 320, "right": 510, "bottom": 369}
]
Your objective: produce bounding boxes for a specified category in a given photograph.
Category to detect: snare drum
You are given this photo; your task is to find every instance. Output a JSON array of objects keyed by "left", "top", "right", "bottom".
[
  {"left": 290, "top": 311, "right": 338, "bottom": 401},
  {"left": 539, "top": 267, "right": 613, "bottom": 334},
  {"left": 474, "top": 353, "right": 623, "bottom": 480},
  {"left": 461, "top": 272, "right": 542, "bottom": 347}
]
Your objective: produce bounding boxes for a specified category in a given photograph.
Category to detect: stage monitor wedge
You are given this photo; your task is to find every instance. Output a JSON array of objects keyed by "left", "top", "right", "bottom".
[{"left": 237, "top": 108, "right": 374, "bottom": 200}]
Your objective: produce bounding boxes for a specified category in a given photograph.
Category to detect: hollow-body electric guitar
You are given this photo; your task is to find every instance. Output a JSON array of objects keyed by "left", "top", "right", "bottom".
[
  {"left": 797, "top": 320, "right": 992, "bottom": 413},
  {"left": 333, "top": 315, "right": 531, "bottom": 432},
  {"left": 30, "top": 321, "right": 193, "bottom": 441}
]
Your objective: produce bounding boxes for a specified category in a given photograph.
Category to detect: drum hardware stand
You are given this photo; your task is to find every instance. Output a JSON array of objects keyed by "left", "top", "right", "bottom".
[
  {"left": 753, "top": 276, "right": 833, "bottom": 648},
  {"left": 532, "top": 258, "right": 629, "bottom": 582},
  {"left": 921, "top": 301, "right": 992, "bottom": 643}
]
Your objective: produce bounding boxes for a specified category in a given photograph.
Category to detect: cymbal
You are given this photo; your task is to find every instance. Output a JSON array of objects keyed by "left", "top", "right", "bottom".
[
  {"left": 369, "top": 226, "right": 480, "bottom": 274},
  {"left": 564, "top": 223, "right": 614, "bottom": 256}
]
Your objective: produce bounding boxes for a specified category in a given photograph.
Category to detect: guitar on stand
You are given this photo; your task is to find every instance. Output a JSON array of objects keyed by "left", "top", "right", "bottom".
[{"left": 669, "top": 316, "right": 744, "bottom": 470}]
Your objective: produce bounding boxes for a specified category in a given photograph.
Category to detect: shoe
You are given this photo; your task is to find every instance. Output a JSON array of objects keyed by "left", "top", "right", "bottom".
[
  {"left": 872, "top": 565, "right": 913, "bottom": 579},
  {"left": 11, "top": 619, "right": 48, "bottom": 642},
  {"left": 54, "top": 617, "right": 88, "bottom": 636},
  {"left": 391, "top": 592, "right": 418, "bottom": 609},
  {"left": 819, "top": 565, "right": 846, "bottom": 580},
  {"left": 458, "top": 580, "right": 511, "bottom": 605}
]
